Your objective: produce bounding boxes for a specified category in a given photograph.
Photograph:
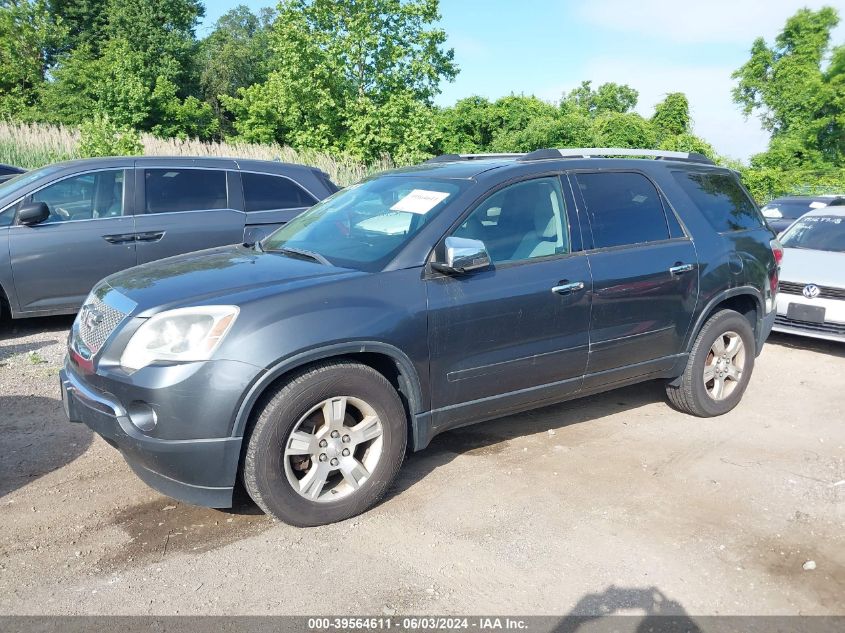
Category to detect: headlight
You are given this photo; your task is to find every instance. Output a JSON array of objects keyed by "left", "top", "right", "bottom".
[{"left": 120, "top": 306, "right": 239, "bottom": 371}]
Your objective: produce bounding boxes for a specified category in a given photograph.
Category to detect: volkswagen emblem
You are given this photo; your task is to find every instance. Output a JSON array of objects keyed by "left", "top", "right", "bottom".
[
  {"left": 80, "top": 303, "right": 103, "bottom": 330},
  {"left": 802, "top": 284, "right": 821, "bottom": 299}
]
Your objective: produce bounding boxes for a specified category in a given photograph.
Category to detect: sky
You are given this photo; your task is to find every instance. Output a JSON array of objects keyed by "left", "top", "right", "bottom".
[{"left": 200, "top": 0, "right": 845, "bottom": 161}]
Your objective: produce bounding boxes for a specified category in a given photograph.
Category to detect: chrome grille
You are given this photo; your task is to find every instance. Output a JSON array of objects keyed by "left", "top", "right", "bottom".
[
  {"left": 780, "top": 281, "right": 845, "bottom": 300},
  {"left": 77, "top": 293, "right": 128, "bottom": 354}
]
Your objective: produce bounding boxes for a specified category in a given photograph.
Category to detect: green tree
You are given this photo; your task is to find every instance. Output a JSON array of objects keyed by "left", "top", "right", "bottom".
[
  {"left": 651, "top": 92, "right": 690, "bottom": 138},
  {"left": 562, "top": 80, "right": 639, "bottom": 116},
  {"left": 592, "top": 112, "right": 657, "bottom": 148},
  {"left": 78, "top": 111, "right": 143, "bottom": 157},
  {"left": 48, "top": 0, "right": 108, "bottom": 55},
  {"left": 198, "top": 5, "right": 274, "bottom": 136},
  {"left": 223, "top": 0, "right": 457, "bottom": 161},
  {"left": 733, "top": 6, "right": 844, "bottom": 167},
  {"left": 432, "top": 96, "right": 495, "bottom": 153},
  {"left": 732, "top": 6, "right": 845, "bottom": 200},
  {"left": 40, "top": 0, "right": 214, "bottom": 138},
  {"left": 0, "top": 0, "right": 65, "bottom": 117}
]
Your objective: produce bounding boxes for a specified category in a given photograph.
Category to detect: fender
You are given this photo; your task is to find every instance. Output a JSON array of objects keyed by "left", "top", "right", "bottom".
[
  {"left": 683, "top": 285, "right": 765, "bottom": 354},
  {"left": 230, "top": 340, "right": 424, "bottom": 440}
]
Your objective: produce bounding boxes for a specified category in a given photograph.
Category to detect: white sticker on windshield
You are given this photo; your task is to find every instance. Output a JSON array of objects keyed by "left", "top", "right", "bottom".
[
  {"left": 809, "top": 201, "right": 828, "bottom": 209},
  {"left": 390, "top": 189, "right": 450, "bottom": 214}
]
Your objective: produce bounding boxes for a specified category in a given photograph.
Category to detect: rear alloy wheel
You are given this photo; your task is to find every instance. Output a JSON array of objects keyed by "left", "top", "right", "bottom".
[
  {"left": 243, "top": 361, "right": 407, "bottom": 526},
  {"left": 666, "top": 309, "right": 755, "bottom": 417},
  {"left": 702, "top": 331, "right": 746, "bottom": 401}
]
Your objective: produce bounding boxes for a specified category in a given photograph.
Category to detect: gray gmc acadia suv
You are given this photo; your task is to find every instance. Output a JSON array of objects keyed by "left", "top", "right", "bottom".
[{"left": 60, "top": 148, "right": 781, "bottom": 527}]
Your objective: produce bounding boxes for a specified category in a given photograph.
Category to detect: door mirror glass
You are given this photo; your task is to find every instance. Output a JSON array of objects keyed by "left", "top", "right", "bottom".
[
  {"left": 17, "top": 202, "right": 50, "bottom": 226},
  {"left": 433, "top": 236, "right": 491, "bottom": 274}
]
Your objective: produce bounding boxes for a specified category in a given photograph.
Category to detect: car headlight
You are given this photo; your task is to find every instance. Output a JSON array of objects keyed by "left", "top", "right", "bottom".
[{"left": 120, "top": 306, "right": 239, "bottom": 371}]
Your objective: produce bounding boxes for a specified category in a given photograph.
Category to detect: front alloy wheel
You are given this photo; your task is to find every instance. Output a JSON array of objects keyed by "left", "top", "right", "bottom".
[
  {"left": 284, "top": 396, "right": 384, "bottom": 502},
  {"left": 243, "top": 361, "right": 407, "bottom": 526}
]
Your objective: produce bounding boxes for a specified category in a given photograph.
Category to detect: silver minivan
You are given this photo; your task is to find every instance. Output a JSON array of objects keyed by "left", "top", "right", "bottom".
[{"left": 0, "top": 157, "right": 336, "bottom": 319}]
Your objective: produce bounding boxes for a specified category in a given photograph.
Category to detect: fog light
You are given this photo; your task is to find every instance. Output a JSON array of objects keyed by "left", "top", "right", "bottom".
[{"left": 126, "top": 401, "right": 157, "bottom": 432}]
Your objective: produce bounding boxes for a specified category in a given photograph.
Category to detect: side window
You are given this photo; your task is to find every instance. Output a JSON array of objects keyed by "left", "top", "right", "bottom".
[
  {"left": 242, "top": 172, "right": 317, "bottom": 211},
  {"left": 145, "top": 169, "right": 227, "bottom": 213},
  {"left": 452, "top": 177, "right": 569, "bottom": 264},
  {"left": 576, "top": 172, "right": 670, "bottom": 248},
  {"left": 0, "top": 204, "right": 16, "bottom": 227},
  {"left": 31, "top": 170, "right": 125, "bottom": 223},
  {"left": 672, "top": 170, "right": 764, "bottom": 232}
]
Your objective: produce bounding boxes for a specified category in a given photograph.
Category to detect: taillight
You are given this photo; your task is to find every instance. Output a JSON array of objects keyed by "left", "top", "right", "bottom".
[
  {"left": 768, "top": 239, "right": 782, "bottom": 299},
  {"left": 770, "top": 239, "right": 784, "bottom": 266}
]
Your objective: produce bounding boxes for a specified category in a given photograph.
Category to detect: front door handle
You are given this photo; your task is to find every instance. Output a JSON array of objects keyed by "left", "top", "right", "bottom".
[
  {"left": 135, "top": 231, "right": 165, "bottom": 243},
  {"left": 669, "top": 263, "right": 695, "bottom": 275},
  {"left": 551, "top": 281, "right": 585, "bottom": 295},
  {"left": 102, "top": 233, "right": 136, "bottom": 245}
]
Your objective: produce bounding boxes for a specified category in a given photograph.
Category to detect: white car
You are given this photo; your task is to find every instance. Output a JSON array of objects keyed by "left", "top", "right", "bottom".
[{"left": 773, "top": 207, "right": 845, "bottom": 342}]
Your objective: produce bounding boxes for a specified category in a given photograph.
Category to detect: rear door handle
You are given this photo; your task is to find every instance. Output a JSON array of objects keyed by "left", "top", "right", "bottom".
[
  {"left": 102, "top": 233, "right": 136, "bottom": 245},
  {"left": 669, "top": 263, "right": 695, "bottom": 275},
  {"left": 135, "top": 231, "right": 165, "bottom": 243},
  {"left": 551, "top": 281, "right": 585, "bottom": 295}
]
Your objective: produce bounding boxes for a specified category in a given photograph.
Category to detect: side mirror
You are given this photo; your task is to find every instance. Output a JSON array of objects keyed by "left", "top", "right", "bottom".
[
  {"left": 432, "top": 236, "right": 492, "bottom": 275},
  {"left": 17, "top": 202, "right": 50, "bottom": 226}
]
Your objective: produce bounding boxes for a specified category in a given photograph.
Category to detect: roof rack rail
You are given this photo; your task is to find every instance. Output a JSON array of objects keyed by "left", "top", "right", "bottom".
[
  {"left": 519, "top": 147, "right": 714, "bottom": 165},
  {"left": 425, "top": 153, "right": 525, "bottom": 164}
]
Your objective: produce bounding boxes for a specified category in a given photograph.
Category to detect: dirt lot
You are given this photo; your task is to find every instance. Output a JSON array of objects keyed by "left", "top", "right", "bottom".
[{"left": 0, "top": 316, "right": 843, "bottom": 617}]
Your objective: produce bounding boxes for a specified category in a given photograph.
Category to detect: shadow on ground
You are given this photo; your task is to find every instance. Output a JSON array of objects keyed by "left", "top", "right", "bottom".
[
  {"left": 0, "top": 395, "right": 93, "bottom": 498},
  {"left": 557, "top": 585, "right": 701, "bottom": 632},
  {"left": 0, "top": 315, "right": 75, "bottom": 341},
  {"left": 387, "top": 380, "right": 667, "bottom": 502}
]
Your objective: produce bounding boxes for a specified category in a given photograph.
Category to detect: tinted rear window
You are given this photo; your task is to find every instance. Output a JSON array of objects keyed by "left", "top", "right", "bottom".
[
  {"left": 145, "top": 169, "right": 228, "bottom": 213},
  {"left": 576, "top": 172, "right": 670, "bottom": 248},
  {"left": 672, "top": 171, "right": 763, "bottom": 232},
  {"left": 242, "top": 172, "right": 317, "bottom": 211}
]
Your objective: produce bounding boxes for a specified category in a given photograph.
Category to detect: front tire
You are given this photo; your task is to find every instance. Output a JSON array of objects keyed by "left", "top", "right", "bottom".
[
  {"left": 243, "top": 361, "right": 407, "bottom": 527},
  {"left": 666, "top": 309, "right": 755, "bottom": 417}
]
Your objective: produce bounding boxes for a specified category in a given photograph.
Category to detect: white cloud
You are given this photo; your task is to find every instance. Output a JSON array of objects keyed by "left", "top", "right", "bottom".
[
  {"left": 554, "top": 57, "right": 771, "bottom": 160},
  {"left": 578, "top": 0, "right": 845, "bottom": 44}
]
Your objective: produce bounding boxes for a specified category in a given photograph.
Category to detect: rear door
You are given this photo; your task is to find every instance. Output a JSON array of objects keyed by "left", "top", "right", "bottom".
[
  {"left": 239, "top": 170, "right": 320, "bottom": 243},
  {"left": 7, "top": 168, "right": 136, "bottom": 314},
  {"left": 573, "top": 171, "right": 698, "bottom": 387},
  {"left": 133, "top": 160, "right": 245, "bottom": 264}
]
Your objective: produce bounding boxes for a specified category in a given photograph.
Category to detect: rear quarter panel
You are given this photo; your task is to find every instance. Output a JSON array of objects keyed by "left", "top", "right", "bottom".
[{"left": 655, "top": 166, "right": 774, "bottom": 348}]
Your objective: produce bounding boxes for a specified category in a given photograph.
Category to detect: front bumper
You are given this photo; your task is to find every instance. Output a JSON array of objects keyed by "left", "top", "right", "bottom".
[
  {"left": 60, "top": 362, "right": 250, "bottom": 508},
  {"left": 773, "top": 293, "right": 845, "bottom": 343}
]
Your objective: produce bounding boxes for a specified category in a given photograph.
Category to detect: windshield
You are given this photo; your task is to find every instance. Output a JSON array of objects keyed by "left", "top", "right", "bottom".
[
  {"left": 780, "top": 215, "right": 845, "bottom": 253},
  {"left": 761, "top": 200, "right": 827, "bottom": 220},
  {"left": 261, "top": 176, "right": 469, "bottom": 271}
]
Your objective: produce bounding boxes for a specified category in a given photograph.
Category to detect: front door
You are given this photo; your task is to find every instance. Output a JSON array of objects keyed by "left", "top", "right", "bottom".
[
  {"left": 134, "top": 165, "right": 246, "bottom": 264},
  {"left": 8, "top": 169, "right": 136, "bottom": 314},
  {"left": 572, "top": 171, "right": 699, "bottom": 386},
  {"left": 426, "top": 176, "right": 592, "bottom": 430}
]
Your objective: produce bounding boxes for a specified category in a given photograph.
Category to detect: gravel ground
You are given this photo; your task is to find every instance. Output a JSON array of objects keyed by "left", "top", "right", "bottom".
[{"left": 0, "top": 316, "right": 843, "bottom": 616}]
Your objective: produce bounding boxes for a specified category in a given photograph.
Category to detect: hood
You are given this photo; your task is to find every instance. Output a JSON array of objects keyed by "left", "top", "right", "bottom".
[
  {"left": 780, "top": 247, "right": 845, "bottom": 288},
  {"left": 102, "top": 244, "right": 363, "bottom": 316}
]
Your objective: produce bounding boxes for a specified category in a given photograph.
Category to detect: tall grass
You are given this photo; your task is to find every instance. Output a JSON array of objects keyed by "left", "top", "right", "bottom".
[{"left": 0, "top": 121, "right": 392, "bottom": 187}]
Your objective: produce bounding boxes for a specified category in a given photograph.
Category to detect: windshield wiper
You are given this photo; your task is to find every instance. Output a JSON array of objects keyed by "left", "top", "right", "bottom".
[{"left": 267, "top": 246, "right": 332, "bottom": 266}]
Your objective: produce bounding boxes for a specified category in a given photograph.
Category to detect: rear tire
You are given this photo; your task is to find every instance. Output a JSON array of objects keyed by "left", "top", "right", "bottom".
[
  {"left": 243, "top": 360, "right": 407, "bottom": 527},
  {"left": 666, "top": 309, "right": 755, "bottom": 417}
]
